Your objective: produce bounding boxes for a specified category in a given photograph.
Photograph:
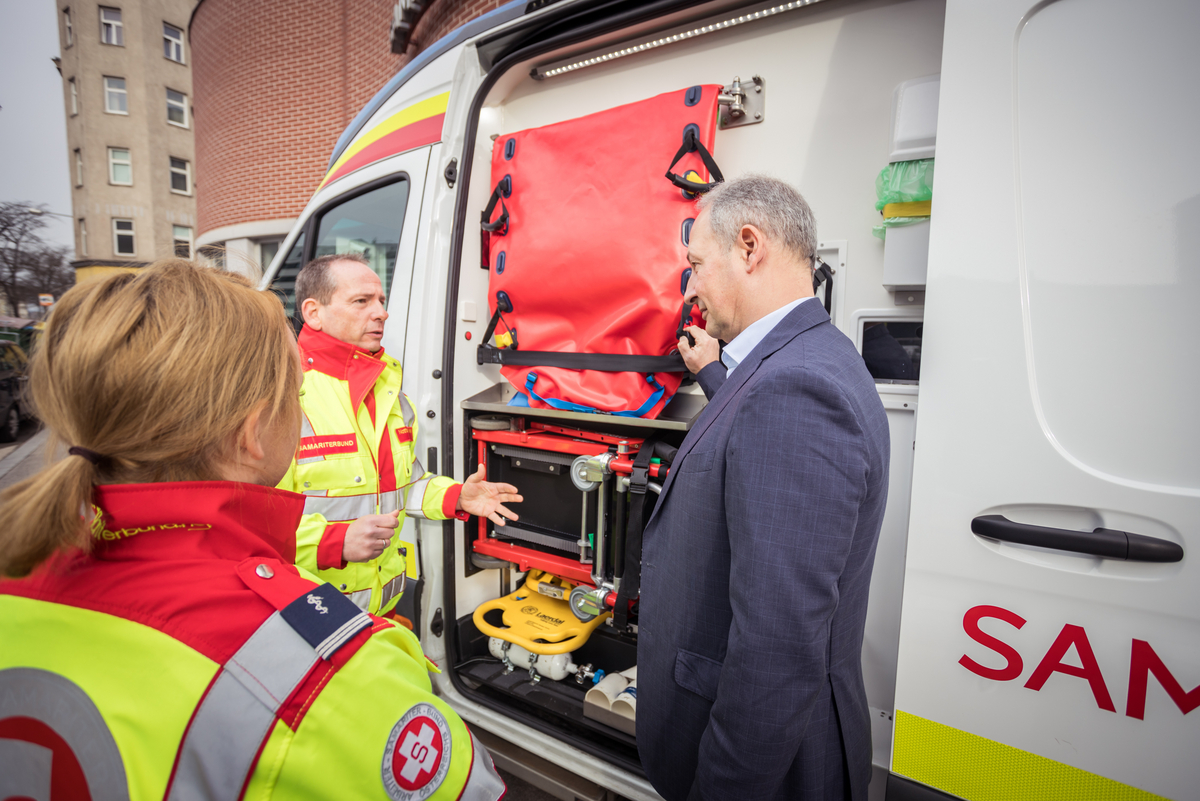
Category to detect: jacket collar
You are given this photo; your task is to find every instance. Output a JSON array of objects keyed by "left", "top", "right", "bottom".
[
  {"left": 655, "top": 300, "right": 831, "bottom": 504},
  {"left": 91, "top": 481, "right": 305, "bottom": 564},
  {"left": 298, "top": 325, "right": 388, "bottom": 412}
]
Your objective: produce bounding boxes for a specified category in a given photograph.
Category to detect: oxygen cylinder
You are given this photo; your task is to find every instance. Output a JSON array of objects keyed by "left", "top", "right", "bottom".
[{"left": 488, "top": 637, "right": 578, "bottom": 681}]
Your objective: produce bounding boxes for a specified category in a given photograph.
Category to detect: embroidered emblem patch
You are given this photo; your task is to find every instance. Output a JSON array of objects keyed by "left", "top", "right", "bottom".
[
  {"left": 382, "top": 703, "right": 452, "bottom": 800},
  {"left": 297, "top": 434, "right": 358, "bottom": 459}
]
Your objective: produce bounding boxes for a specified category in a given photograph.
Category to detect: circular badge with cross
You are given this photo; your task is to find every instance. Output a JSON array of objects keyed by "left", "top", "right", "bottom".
[{"left": 382, "top": 702, "right": 452, "bottom": 800}]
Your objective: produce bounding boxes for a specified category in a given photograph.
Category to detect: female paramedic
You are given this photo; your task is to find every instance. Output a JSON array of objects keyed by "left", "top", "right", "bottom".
[{"left": 0, "top": 261, "right": 505, "bottom": 800}]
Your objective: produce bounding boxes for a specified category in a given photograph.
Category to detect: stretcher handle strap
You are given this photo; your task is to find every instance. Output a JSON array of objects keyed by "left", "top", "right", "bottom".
[
  {"left": 665, "top": 127, "right": 724, "bottom": 194},
  {"left": 478, "top": 346, "right": 685, "bottom": 373},
  {"left": 676, "top": 301, "right": 696, "bottom": 348},
  {"left": 614, "top": 433, "right": 663, "bottom": 629},
  {"left": 523, "top": 372, "right": 666, "bottom": 418},
  {"left": 812, "top": 260, "right": 834, "bottom": 314},
  {"left": 481, "top": 176, "right": 511, "bottom": 234}
]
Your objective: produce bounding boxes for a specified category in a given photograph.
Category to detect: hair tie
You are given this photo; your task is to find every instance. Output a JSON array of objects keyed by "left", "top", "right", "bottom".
[{"left": 68, "top": 446, "right": 103, "bottom": 465}]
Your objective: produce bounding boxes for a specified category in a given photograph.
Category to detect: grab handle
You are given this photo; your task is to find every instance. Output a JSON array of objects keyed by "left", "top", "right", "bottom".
[{"left": 970, "top": 515, "right": 1182, "bottom": 563}]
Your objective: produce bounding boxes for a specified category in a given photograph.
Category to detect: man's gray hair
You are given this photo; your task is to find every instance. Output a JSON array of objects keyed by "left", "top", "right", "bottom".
[
  {"left": 295, "top": 252, "right": 370, "bottom": 307},
  {"left": 697, "top": 175, "right": 817, "bottom": 265}
]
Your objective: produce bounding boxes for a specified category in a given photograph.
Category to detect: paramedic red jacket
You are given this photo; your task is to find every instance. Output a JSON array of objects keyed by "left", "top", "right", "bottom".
[
  {"left": 0, "top": 481, "right": 504, "bottom": 799},
  {"left": 278, "top": 326, "right": 468, "bottom": 615}
]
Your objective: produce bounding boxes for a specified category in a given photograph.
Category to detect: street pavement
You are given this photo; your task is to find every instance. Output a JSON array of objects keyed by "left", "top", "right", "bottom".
[{"left": 0, "top": 421, "right": 53, "bottom": 492}]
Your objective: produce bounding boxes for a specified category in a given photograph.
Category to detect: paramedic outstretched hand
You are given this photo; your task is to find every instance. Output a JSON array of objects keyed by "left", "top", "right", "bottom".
[
  {"left": 679, "top": 325, "right": 725, "bottom": 400},
  {"left": 457, "top": 464, "right": 523, "bottom": 526}
]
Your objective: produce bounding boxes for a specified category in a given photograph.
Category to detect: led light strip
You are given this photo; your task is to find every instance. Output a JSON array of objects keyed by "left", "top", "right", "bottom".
[{"left": 533, "top": 0, "right": 827, "bottom": 79}]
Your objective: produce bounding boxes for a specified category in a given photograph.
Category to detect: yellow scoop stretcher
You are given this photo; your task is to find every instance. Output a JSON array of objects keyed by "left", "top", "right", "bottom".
[{"left": 473, "top": 570, "right": 610, "bottom": 655}]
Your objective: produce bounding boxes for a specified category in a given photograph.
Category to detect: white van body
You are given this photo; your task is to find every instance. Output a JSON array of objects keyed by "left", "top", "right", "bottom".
[{"left": 264, "top": 0, "right": 1199, "bottom": 798}]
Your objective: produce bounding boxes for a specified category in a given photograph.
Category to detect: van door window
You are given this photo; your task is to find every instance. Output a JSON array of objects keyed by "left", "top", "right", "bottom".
[{"left": 313, "top": 179, "right": 410, "bottom": 301}]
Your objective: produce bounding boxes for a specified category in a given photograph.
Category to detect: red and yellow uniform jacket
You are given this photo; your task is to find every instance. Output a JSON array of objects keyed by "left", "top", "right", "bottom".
[
  {"left": 278, "top": 327, "right": 467, "bottom": 615},
  {"left": 0, "top": 482, "right": 504, "bottom": 800}
]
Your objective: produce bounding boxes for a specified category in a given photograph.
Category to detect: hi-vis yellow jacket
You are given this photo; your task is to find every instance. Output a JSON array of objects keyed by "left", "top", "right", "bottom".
[
  {"left": 278, "top": 327, "right": 467, "bottom": 615},
  {"left": 0, "top": 482, "right": 505, "bottom": 800}
]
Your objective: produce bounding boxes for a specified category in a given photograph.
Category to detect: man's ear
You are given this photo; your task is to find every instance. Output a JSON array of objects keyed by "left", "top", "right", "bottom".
[
  {"left": 737, "top": 224, "right": 766, "bottom": 272},
  {"left": 300, "top": 297, "right": 323, "bottom": 330}
]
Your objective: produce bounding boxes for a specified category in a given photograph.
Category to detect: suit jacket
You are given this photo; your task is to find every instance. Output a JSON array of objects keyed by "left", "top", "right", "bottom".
[{"left": 637, "top": 300, "right": 890, "bottom": 801}]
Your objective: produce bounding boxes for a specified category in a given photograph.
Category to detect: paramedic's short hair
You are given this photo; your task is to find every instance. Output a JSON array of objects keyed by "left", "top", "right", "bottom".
[
  {"left": 697, "top": 175, "right": 817, "bottom": 266},
  {"left": 295, "top": 252, "right": 371, "bottom": 307}
]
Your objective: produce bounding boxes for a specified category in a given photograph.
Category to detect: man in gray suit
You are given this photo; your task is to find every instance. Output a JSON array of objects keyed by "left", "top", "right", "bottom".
[{"left": 638, "top": 175, "right": 890, "bottom": 801}]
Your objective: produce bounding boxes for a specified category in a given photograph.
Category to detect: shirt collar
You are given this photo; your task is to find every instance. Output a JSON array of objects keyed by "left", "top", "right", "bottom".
[
  {"left": 721, "top": 297, "right": 814, "bottom": 377},
  {"left": 90, "top": 481, "right": 306, "bottom": 564},
  {"left": 298, "top": 325, "right": 391, "bottom": 412}
]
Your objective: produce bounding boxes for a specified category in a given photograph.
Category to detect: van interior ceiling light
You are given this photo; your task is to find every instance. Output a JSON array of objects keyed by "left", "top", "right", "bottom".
[{"left": 532, "top": 0, "right": 826, "bottom": 80}]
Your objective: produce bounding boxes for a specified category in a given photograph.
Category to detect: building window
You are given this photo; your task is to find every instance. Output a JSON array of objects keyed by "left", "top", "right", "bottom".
[
  {"left": 113, "top": 219, "right": 134, "bottom": 256},
  {"left": 258, "top": 240, "right": 282, "bottom": 270},
  {"left": 104, "top": 76, "right": 127, "bottom": 114},
  {"left": 173, "top": 225, "right": 193, "bottom": 258},
  {"left": 100, "top": 7, "right": 123, "bottom": 46},
  {"left": 169, "top": 157, "right": 191, "bottom": 194},
  {"left": 63, "top": 7, "right": 73, "bottom": 47},
  {"left": 78, "top": 219, "right": 87, "bottom": 256},
  {"left": 166, "top": 89, "right": 187, "bottom": 127},
  {"left": 74, "top": 149, "right": 83, "bottom": 187},
  {"left": 108, "top": 147, "right": 132, "bottom": 185},
  {"left": 69, "top": 77, "right": 78, "bottom": 115},
  {"left": 163, "top": 23, "right": 184, "bottom": 63}
]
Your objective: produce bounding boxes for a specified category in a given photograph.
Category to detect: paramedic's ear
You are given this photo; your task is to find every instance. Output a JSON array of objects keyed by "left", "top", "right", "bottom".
[
  {"left": 300, "top": 297, "right": 324, "bottom": 331},
  {"left": 737, "top": 223, "right": 766, "bottom": 272}
]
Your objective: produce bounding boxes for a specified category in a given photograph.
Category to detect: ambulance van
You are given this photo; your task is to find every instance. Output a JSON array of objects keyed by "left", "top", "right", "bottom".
[{"left": 263, "top": 0, "right": 1198, "bottom": 798}]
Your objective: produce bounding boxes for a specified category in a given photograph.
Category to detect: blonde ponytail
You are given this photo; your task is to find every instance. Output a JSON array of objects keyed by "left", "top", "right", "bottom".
[{"left": 0, "top": 260, "right": 301, "bottom": 578}]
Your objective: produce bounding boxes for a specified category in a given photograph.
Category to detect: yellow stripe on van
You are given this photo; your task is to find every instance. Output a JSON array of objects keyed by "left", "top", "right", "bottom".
[
  {"left": 322, "top": 92, "right": 450, "bottom": 186},
  {"left": 892, "top": 711, "right": 1168, "bottom": 801}
]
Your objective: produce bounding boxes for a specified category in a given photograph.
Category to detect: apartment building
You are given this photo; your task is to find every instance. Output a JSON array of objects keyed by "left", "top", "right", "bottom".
[{"left": 56, "top": 0, "right": 198, "bottom": 284}]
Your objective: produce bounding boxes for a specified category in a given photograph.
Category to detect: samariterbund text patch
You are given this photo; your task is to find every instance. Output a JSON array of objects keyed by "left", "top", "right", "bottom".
[{"left": 297, "top": 434, "right": 358, "bottom": 459}]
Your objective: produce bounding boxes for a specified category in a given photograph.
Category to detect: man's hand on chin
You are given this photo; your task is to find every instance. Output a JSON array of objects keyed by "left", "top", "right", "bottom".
[{"left": 679, "top": 325, "right": 720, "bottom": 374}]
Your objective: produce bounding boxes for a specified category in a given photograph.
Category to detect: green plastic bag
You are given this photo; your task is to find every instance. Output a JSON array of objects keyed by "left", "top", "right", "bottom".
[{"left": 873, "top": 158, "right": 934, "bottom": 239}]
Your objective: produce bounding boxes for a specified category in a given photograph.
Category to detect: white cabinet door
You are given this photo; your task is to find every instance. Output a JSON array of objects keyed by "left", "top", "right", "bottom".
[{"left": 892, "top": 1, "right": 1199, "bottom": 799}]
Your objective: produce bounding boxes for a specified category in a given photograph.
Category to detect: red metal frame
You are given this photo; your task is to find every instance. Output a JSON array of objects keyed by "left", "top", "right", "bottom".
[
  {"left": 471, "top": 538, "right": 595, "bottom": 585},
  {"left": 468, "top": 421, "right": 665, "bottom": 587}
]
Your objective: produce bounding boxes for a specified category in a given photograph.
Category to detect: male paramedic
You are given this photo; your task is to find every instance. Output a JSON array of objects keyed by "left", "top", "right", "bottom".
[
  {"left": 279, "top": 253, "right": 521, "bottom": 615},
  {"left": 637, "top": 176, "right": 891, "bottom": 801}
]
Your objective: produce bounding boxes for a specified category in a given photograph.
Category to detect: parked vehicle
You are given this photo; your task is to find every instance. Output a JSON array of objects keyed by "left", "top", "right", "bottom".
[
  {"left": 0, "top": 341, "right": 30, "bottom": 443},
  {"left": 265, "top": 1, "right": 1198, "bottom": 798}
]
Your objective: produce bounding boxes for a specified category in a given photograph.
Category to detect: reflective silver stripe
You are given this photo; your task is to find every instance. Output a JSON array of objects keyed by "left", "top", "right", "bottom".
[
  {"left": 168, "top": 612, "right": 318, "bottom": 801},
  {"left": 296, "top": 413, "right": 322, "bottom": 463},
  {"left": 0, "top": 668, "right": 130, "bottom": 801},
  {"left": 462, "top": 731, "right": 506, "bottom": 801},
  {"left": 399, "top": 393, "right": 416, "bottom": 427},
  {"left": 379, "top": 488, "right": 402, "bottom": 515},
  {"left": 303, "top": 493, "right": 377, "bottom": 521},
  {"left": 404, "top": 476, "right": 433, "bottom": 519},
  {"left": 379, "top": 572, "right": 407, "bottom": 609},
  {"left": 346, "top": 588, "right": 373, "bottom": 611}
]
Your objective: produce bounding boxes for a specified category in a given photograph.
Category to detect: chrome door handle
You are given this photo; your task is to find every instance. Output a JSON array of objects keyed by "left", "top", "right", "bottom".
[{"left": 971, "top": 515, "right": 1183, "bottom": 563}]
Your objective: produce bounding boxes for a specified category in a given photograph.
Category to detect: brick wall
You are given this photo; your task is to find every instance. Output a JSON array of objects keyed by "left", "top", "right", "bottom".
[{"left": 191, "top": 0, "right": 505, "bottom": 239}]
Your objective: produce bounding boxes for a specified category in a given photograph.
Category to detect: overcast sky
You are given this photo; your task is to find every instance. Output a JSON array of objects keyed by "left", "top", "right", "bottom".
[{"left": 0, "top": 0, "right": 74, "bottom": 258}]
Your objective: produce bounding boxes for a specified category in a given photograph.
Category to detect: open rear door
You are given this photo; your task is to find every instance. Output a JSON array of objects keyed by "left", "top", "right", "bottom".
[{"left": 892, "top": 0, "right": 1199, "bottom": 798}]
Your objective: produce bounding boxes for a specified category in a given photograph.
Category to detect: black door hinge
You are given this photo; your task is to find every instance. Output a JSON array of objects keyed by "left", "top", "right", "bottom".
[
  {"left": 444, "top": 158, "right": 458, "bottom": 188},
  {"left": 430, "top": 607, "right": 444, "bottom": 637}
]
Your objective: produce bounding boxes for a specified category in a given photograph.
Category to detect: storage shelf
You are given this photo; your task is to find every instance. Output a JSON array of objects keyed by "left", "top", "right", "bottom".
[{"left": 461, "top": 382, "right": 706, "bottom": 431}]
